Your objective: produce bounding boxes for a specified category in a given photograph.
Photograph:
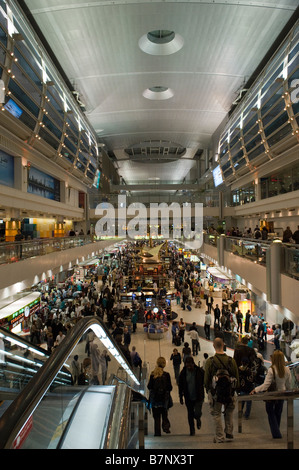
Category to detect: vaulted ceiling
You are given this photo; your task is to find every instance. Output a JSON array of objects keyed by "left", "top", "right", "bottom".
[{"left": 21, "top": 0, "right": 298, "bottom": 186}]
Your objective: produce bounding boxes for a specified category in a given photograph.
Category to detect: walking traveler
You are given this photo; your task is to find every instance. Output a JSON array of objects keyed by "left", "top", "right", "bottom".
[
  {"left": 250, "top": 350, "right": 291, "bottom": 439},
  {"left": 214, "top": 304, "right": 221, "bottom": 327},
  {"left": 170, "top": 348, "right": 182, "bottom": 385},
  {"left": 179, "top": 356, "right": 205, "bottom": 436},
  {"left": 148, "top": 357, "right": 173, "bottom": 436},
  {"left": 204, "top": 338, "right": 239, "bottom": 443},
  {"left": 204, "top": 311, "right": 212, "bottom": 340},
  {"left": 187, "top": 328, "right": 200, "bottom": 356}
]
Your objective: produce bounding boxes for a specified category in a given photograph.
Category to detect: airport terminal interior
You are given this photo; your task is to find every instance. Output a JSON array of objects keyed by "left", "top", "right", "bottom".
[{"left": 0, "top": 0, "right": 298, "bottom": 452}]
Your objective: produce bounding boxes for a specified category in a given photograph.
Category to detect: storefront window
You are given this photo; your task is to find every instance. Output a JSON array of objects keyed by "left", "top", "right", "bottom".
[
  {"left": 260, "top": 162, "right": 299, "bottom": 199},
  {"left": 231, "top": 183, "right": 255, "bottom": 206}
]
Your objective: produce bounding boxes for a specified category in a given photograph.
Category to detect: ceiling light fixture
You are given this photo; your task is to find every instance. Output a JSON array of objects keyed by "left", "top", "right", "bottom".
[
  {"left": 139, "top": 30, "right": 184, "bottom": 56},
  {"left": 143, "top": 86, "right": 174, "bottom": 100}
]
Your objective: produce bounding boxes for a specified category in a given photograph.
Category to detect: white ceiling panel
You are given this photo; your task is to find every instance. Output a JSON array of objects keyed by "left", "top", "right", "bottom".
[{"left": 23, "top": 0, "right": 298, "bottom": 182}]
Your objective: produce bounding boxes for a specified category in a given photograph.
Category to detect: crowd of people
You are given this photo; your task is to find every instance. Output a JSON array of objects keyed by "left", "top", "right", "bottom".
[
  {"left": 147, "top": 337, "right": 296, "bottom": 442},
  {"left": 24, "top": 239, "right": 298, "bottom": 445},
  {"left": 206, "top": 223, "right": 299, "bottom": 244}
]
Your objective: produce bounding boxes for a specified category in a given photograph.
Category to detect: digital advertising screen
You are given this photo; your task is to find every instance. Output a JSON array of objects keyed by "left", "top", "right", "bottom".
[
  {"left": 213, "top": 165, "right": 224, "bottom": 187},
  {"left": 4, "top": 99, "right": 23, "bottom": 118}
]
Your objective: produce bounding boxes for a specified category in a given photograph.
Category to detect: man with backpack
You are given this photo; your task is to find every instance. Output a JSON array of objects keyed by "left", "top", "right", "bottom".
[{"left": 204, "top": 338, "right": 239, "bottom": 443}]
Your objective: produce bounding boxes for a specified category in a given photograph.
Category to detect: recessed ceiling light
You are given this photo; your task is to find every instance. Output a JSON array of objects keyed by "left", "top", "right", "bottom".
[
  {"left": 139, "top": 30, "right": 184, "bottom": 55},
  {"left": 143, "top": 87, "right": 174, "bottom": 100}
]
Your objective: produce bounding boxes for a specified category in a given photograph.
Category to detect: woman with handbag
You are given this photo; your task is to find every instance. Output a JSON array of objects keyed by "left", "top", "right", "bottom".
[{"left": 250, "top": 350, "right": 291, "bottom": 438}]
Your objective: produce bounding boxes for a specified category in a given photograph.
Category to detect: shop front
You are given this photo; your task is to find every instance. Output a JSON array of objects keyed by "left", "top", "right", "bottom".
[{"left": 0, "top": 292, "right": 41, "bottom": 335}]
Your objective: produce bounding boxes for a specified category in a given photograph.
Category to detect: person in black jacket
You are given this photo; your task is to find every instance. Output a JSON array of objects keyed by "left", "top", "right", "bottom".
[
  {"left": 148, "top": 357, "right": 173, "bottom": 436},
  {"left": 179, "top": 356, "right": 205, "bottom": 436}
]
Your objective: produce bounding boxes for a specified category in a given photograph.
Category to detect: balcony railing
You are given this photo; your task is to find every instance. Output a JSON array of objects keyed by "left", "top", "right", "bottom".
[
  {"left": 203, "top": 233, "right": 299, "bottom": 279},
  {"left": 0, "top": 235, "right": 121, "bottom": 266}
]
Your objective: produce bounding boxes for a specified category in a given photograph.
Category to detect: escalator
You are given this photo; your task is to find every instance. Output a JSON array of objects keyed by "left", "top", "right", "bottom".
[
  {"left": 0, "top": 317, "right": 148, "bottom": 449},
  {"left": 0, "top": 327, "right": 72, "bottom": 418}
]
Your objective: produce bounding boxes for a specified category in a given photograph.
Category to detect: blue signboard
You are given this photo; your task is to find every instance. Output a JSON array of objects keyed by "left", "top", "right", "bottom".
[{"left": 4, "top": 99, "right": 23, "bottom": 118}]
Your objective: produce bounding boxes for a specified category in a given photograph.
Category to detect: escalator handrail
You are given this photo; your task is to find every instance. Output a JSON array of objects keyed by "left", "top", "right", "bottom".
[
  {"left": 0, "top": 326, "right": 49, "bottom": 359},
  {"left": 0, "top": 316, "right": 138, "bottom": 449}
]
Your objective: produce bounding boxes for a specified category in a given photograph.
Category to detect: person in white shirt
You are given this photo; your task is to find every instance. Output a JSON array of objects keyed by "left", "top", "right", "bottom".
[
  {"left": 250, "top": 350, "right": 291, "bottom": 439},
  {"left": 204, "top": 311, "right": 212, "bottom": 340},
  {"left": 55, "top": 330, "right": 65, "bottom": 346},
  {"left": 187, "top": 328, "right": 200, "bottom": 356}
]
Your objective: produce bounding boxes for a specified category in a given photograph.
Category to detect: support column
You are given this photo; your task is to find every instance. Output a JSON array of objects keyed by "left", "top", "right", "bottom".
[
  {"left": 266, "top": 240, "right": 283, "bottom": 305},
  {"left": 217, "top": 234, "right": 225, "bottom": 268}
]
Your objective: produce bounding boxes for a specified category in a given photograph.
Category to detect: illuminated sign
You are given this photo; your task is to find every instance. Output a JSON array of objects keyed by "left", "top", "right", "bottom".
[{"left": 213, "top": 165, "right": 223, "bottom": 187}]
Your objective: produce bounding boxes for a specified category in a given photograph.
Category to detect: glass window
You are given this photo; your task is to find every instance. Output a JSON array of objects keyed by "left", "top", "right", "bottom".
[
  {"left": 44, "top": 100, "right": 64, "bottom": 130},
  {"left": 11, "top": 60, "right": 42, "bottom": 107},
  {"left": 88, "top": 164, "right": 96, "bottom": 175},
  {"left": 66, "top": 116, "right": 79, "bottom": 139},
  {"left": 14, "top": 41, "right": 43, "bottom": 90},
  {"left": 287, "top": 56, "right": 298, "bottom": 77},
  {"left": 13, "top": 46, "right": 42, "bottom": 91},
  {"left": 42, "top": 114, "right": 62, "bottom": 140},
  {"left": 247, "top": 144, "right": 264, "bottom": 161},
  {"left": 264, "top": 111, "right": 288, "bottom": 137},
  {"left": 75, "top": 160, "right": 86, "bottom": 172},
  {"left": 267, "top": 123, "right": 291, "bottom": 147},
  {"left": 0, "top": 3, "right": 7, "bottom": 30},
  {"left": 19, "top": 108, "right": 36, "bottom": 131},
  {"left": 47, "top": 86, "right": 65, "bottom": 118},
  {"left": 61, "top": 151, "right": 74, "bottom": 165},
  {"left": 39, "top": 127, "right": 60, "bottom": 150},
  {"left": 78, "top": 151, "right": 88, "bottom": 166},
  {"left": 86, "top": 170, "right": 94, "bottom": 180},
  {"left": 245, "top": 134, "right": 262, "bottom": 153},
  {"left": 288, "top": 41, "right": 299, "bottom": 63},
  {"left": 8, "top": 79, "right": 40, "bottom": 117},
  {"left": 234, "top": 158, "right": 246, "bottom": 171},
  {"left": 221, "top": 160, "right": 231, "bottom": 172},
  {"left": 262, "top": 99, "right": 285, "bottom": 127},
  {"left": 243, "top": 115, "right": 257, "bottom": 136},
  {"left": 261, "top": 64, "right": 283, "bottom": 97},
  {"left": 230, "top": 143, "right": 242, "bottom": 159},
  {"left": 292, "top": 165, "right": 299, "bottom": 191},
  {"left": 64, "top": 136, "right": 77, "bottom": 155},
  {"left": 223, "top": 167, "right": 233, "bottom": 178},
  {"left": 0, "top": 42, "right": 5, "bottom": 65},
  {"left": 261, "top": 88, "right": 283, "bottom": 117},
  {"left": 232, "top": 150, "right": 244, "bottom": 163},
  {"left": 0, "top": 23, "right": 7, "bottom": 47},
  {"left": 229, "top": 130, "right": 240, "bottom": 150}
]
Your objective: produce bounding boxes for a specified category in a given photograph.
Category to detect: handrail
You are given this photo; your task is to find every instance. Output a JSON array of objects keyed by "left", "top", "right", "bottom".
[
  {"left": 0, "top": 326, "right": 49, "bottom": 359},
  {"left": 0, "top": 316, "right": 139, "bottom": 449},
  {"left": 236, "top": 389, "right": 299, "bottom": 449}
]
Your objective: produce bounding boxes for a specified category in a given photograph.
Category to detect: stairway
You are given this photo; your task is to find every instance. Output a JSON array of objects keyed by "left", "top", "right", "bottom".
[{"left": 144, "top": 400, "right": 299, "bottom": 450}]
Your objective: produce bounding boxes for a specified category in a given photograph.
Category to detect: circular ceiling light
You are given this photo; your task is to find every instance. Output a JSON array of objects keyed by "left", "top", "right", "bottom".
[
  {"left": 139, "top": 29, "right": 184, "bottom": 55},
  {"left": 143, "top": 86, "right": 174, "bottom": 100}
]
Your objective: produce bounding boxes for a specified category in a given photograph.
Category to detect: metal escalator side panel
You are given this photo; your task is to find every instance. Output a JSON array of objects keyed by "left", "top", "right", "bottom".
[
  {"left": 104, "top": 383, "right": 132, "bottom": 449},
  {"left": 0, "top": 317, "right": 139, "bottom": 449},
  {"left": 58, "top": 385, "right": 116, "bottom": 449}
]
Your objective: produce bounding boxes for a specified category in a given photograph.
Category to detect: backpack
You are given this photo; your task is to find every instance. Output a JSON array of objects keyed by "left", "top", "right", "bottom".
[
  {"left": 152, "top": 374, "right": 167, "bottom": 402},
  {"left": 211, "top": 356, "right": 237, "bottom": 405}
]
